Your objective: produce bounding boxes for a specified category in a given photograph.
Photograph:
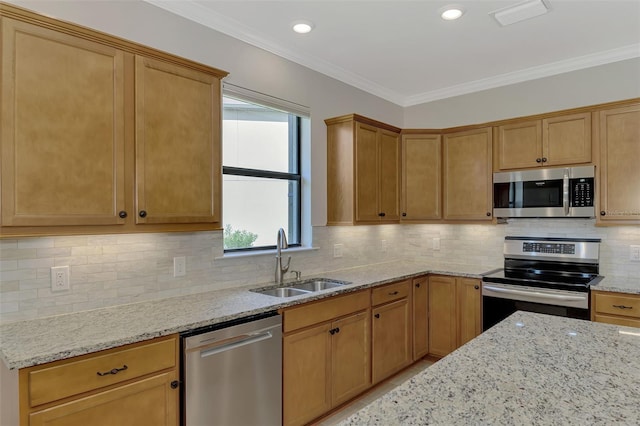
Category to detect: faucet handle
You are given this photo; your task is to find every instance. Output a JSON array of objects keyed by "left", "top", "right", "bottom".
[
  {"left": 283, "top": 256, "right": 292, "bottom": 273},
  {"left": 290, "top": 270, "right": 302, "bottom": 280}
]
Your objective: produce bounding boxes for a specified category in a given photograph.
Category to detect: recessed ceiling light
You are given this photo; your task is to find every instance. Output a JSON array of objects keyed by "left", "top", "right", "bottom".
[
  {"left": 292, "top": 20, "right": 314, "bottom": 34},
  {"left": 440, "top": 5, "right": 465, "bottom": 21}
]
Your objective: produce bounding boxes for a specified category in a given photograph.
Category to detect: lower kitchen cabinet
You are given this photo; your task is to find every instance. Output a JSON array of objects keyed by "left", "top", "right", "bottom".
[
  {"left": 412, "top": 275, "right": 429, "bottom": 360},
  {"left": 428, "top": 276, "right": 458, "bottom": 357},
  {"left": 371, "top": 280, "right": 412, "bottom": 384},
  {"left": 457, "top": 278, "right": 483, "bottom": 346},
  {"left": 591, "top": 290, "right": 640, "bottom": 328},
  {"left": 429, "top": 275, "right": 482, "bottom": 357},
  {"left": 18, "top": 335, "right": 179, "bottom": 426},
  {"left": 282, "top": 290, "right": 370, "bottom": 426}
]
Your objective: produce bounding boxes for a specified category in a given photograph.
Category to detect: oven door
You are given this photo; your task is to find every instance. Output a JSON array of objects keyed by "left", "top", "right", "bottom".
[{"left": 482, "top": 282, "right": 590, "bottom": 331}]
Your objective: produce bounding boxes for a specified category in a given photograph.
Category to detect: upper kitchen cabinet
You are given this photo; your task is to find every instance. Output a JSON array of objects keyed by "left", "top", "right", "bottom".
[
  {"left": 495, "top": 112, "right": 592, "bottom": 170},
  {"left": 0, "top": 17, "right": 126, "bottom": 228},
  {"left": 326, "top": 115, "right": 401, "bottom": 225},
  {"left": 443, "top": 127, "right": 493, "bottom": 221},
  {"left": 596, "top": 103, "right": 640, "bottom": 225},
  {"left": 134, "top": 56, "right": 222, "bottom": 225},
  {"left": 400, "top": 133, "right": 442, "bottom": 221},
  {"left": 0, "top": 4, "right": 228, "bottom": 237}
]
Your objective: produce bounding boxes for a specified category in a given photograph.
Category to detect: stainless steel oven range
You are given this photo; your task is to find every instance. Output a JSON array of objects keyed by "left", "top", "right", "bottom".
[{"left": 482, "top": 236, "right": 602, "bottom": 331}]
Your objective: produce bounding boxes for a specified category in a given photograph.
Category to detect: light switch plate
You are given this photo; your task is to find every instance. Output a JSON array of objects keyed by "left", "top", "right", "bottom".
[
  {"left": 174, "top": 256, "right": 186, "bottom": 277},
  {"left": 630, "top": 245, "right": 640, "bottom": 262},
  {"left": 333, "top": 244, "right": 343, "bottom": 258}
]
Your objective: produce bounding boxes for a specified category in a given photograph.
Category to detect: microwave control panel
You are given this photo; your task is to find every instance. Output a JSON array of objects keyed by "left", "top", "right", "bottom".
[{"left": 571, "top": 177, "right": 594, "bottom": 207}]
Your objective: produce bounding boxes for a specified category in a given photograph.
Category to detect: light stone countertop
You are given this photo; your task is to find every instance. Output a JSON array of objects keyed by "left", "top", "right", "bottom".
[
  {"left": 339, "top": 311, "right": 640, "bottom": 425},
  {"left": 1, "top": 260, "right": 637, "bottom": 370},
  {"left": 591, "top": 276, "right": 640, "bottom": 295},
  {"left": 0, "top": 261, "right": 487, "bottom": 370}
]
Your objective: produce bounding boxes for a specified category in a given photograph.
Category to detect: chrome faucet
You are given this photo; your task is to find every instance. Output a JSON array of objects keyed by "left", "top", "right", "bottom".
[{"left": 275, "top": 228, "right": 291, "bottom": 283}]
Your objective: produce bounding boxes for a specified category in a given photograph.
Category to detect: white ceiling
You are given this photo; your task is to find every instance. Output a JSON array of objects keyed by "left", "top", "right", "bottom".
[{"left": 146, "top": 0, "right": 640, "bottom": 107}]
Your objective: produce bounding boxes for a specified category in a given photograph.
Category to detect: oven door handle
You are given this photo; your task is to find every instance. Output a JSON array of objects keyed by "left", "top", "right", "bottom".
[{"left": 483, "top": 285, "right": 586, "bottom": 301}]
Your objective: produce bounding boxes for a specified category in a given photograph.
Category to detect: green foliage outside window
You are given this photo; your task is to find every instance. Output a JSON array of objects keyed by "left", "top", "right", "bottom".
[{"left": 223, "top": 224, "right": 259, "bottom": 249}]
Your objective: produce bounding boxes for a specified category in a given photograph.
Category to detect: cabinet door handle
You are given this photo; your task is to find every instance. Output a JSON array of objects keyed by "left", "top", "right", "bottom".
[
  {"left": 139, "top": 210, "right": 147, "bottom": 218},
  {"left": 378, "top": 212, "right": 386, "bottom": 217},
  {"left": 374, "top": 313, "right": 380, "bottom": 319},
  {"left": 97, "top": 365, "right": 128, "bottom": 376},
  {"left": 415, "top": 283, "right": 420, "bottom": 288},
  {"left": 388, "top": 291, "right": 399, "bottom": 295},
  {"left": 402, "top": 212, "right": 407, "bottom": 217},
  {"left": 600, "top": 211, "right": 606, "bottom": 216},
  {"left": 335, "top": 327, "right": 340, "bottom": 334},
  {"left": 536, "top": 158, "right": 542, "bottom": 163},
  {"left": 118, "top": 211, "right": 127, "bottom": 219},
  {"left": 474, "top": 285, "right": 480, "bottom": 290},
  {"left": 486, "top": 212, "right": 492, "bottom": 217},
  {"left": 542, "top": 157, "right": 548, "bottom": 163},
  {"left": 170, "top": 380, "right": 180, "bottom": 389},
  {"left": 612, "top": 305, "right": 633, "bottom": 310}
]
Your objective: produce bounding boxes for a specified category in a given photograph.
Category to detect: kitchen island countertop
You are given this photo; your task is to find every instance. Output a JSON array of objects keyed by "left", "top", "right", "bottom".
[{"left": 339, "top": 311, "right": 640, "bottom": 425}]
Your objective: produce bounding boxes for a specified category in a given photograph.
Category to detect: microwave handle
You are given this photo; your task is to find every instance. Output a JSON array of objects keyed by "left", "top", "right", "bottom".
[{"left": 563, "top": 168, "right": 570, "bottom": 216}]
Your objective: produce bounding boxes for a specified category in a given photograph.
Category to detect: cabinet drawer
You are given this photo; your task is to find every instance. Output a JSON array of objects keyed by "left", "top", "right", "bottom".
[
  {"left": 372, "top": 280, "right": 410, "bottom": 306},
  {"left": 593, "top": 292, "right": 640, "bottom": 319},
  {"left": 593, "top": 313, "right": 640, "bottom": 328},
  {"left": 283, "top": 290, "right": 370, "bottom": 333},
  {"left": 26, "top": 336, "right": 177, "bottom": 407}
]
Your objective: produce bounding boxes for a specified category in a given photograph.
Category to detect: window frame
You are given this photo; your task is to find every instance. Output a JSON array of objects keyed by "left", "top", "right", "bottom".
[{"left": 222, "top": 97, "right": 302, "bottom": 253}]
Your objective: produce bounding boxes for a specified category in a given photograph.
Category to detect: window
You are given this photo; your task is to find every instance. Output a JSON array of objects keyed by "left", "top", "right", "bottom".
[{"left": 222, "top": 92, "right": 304, "bottom": 252}]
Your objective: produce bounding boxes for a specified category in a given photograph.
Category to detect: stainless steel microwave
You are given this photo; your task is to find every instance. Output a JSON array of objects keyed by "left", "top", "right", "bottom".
[{"left": 493, "top": 166, "right": 595, "bottom": 218}]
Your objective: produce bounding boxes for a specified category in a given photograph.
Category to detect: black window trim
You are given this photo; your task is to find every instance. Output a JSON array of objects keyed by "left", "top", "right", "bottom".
[{"left": 222, "top": 115, "right": 302, "bottom": 253}]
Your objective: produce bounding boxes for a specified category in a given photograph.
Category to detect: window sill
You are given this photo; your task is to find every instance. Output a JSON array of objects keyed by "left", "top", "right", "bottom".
[{"left": 215, "top": 246, "right": 319, "bottom": 260}]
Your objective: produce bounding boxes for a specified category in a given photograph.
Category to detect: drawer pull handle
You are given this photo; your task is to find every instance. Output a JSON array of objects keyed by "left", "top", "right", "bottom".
[
  {"left": 612, "top": 305, "right": 633, "bottom": 310},
  {"left": 388, "top": 291, "right": 399, "bottom": 295},
  {"left": 97, "top": 365, "right": 128, "bottom": 376},
  {"left": 374, "top": 314, "right": 380, "bottom": 319}
]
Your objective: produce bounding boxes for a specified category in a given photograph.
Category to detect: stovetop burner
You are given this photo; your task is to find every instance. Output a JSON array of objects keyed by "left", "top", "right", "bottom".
[{"left": 482, "top": 268, "right": 601, "bottom": 292}]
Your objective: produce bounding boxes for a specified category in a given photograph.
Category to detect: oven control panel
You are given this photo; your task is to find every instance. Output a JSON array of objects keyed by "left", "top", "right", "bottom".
[{"left": 522, "top": 242, "right": 575, "bottom": 254}]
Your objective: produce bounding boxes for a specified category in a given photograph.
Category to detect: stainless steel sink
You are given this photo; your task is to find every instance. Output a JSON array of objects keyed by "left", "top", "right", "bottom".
[
  {"left": 254, "top": 287, "right": 311, "bottom": 298},
  {"left": 289, "top": 278, "right": 348, "bottom": 292},
  {"left": 251, "top": 278, "right": 350, "bottom": 298}
]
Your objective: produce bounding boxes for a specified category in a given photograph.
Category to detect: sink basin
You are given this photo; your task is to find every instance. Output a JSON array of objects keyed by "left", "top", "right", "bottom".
[
  {"left": 254, "top": 287, "right": 312, "bottom": 298},
  {"left": 290, "top": 278, "right": 348, "bottom": 292},
  {"left": 251, "top": 278, "right": 350, "bottom": 298}
]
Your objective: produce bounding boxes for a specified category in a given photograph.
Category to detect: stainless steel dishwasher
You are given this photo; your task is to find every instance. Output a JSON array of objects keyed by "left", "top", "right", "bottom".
[{"left": 181, "top": 312, "right": 282, "bottom": 426}]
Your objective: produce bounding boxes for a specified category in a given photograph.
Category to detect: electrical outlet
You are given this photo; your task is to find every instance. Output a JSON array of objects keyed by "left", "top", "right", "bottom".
[
  {"left": 630, "top": 245, "right": 640, "bottom": 262},
  {"left": 381, "top": 240, "right": 387, "bottom": 253},
  {"left": 333, "top": 244, "right": 343, "bottom": 258},
  {"left": 432, "top": 238, "right": 441, "bottom": 251},
  {"left": 174, "top": 256, "right": 186, "bottom": 277},
  {"left": 51, "top": 266, "right": 70, "bottom": 292}
]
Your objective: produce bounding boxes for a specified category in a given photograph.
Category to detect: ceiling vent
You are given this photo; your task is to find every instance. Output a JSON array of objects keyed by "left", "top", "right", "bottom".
[{"left": 490, "top": 0, "right": 551, "bottom": 26}]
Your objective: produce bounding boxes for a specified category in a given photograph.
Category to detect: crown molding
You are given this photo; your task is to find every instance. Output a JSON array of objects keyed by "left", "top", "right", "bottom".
[
  {"left": 403, "top": 44, "right": 640, "bottom": 107},
  {"left": 144, "top": 1, "right": 640, "bottom": 108}
]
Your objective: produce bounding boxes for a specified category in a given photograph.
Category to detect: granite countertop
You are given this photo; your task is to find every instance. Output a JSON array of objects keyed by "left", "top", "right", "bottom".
[
  {"left": 340, "top": 311, "right": 640, "bottom": 425},
  {"left": 591, "top": 276, "right": 640, "bottom": 295},
  {"left": 0, "top": 261, "right": 487, "bottom": 370}
]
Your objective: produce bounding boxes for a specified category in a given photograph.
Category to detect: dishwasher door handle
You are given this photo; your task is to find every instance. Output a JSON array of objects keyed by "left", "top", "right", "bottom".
[{"left": 199, "top": 331, "right": 274, "bottom": 358}]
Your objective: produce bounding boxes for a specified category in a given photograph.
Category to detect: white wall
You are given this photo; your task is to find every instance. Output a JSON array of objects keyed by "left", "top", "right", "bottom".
[{"left": 404, "top": 58, "right": 640, "bottom": 128}]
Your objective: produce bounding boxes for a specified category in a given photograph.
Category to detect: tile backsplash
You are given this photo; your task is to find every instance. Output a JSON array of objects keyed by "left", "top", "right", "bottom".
[{"left": 1, "top": 219, "right": 638, "bottom": 323}]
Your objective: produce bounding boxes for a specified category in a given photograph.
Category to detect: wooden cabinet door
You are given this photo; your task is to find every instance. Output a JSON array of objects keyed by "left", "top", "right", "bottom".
[
  {"left": 283, "top": 323, "right": 332, "bottom": 426},
  {"left": 443, "top": 128, "right": 493, "bottom": 220},
  {"left": 331, "top": 311, "right": 370, "bottom": 406},
  {"left": 401, "top": 134, "right": 441, "bottom": 220},
  {"left": 1, "top": 18, "right": 126, "bottom": 227},
  {"left": 543, "top": 113, "right": 591, "bottom": 166},
  {"left": 378, "top": 129, "right": 400, "bottom": 221},
  {"left": 412, "top": 276, "right": 429, "bottom": 360},
  {"left": 456, "top": 278, "right": 482, "bottom": 347},
  {"left": 496, "top": 120, "right": 542, "bottom": 170},
  {"left": 29, "top": 372, "right": 178, "bottom": 426},
  {"left": 428, "top": 276, "right": 457, "bottom": 357},
  {"left": 134, "top": 56, "right": 221, "bottom": 225},
  {"left": 371, "top": 298, "right": 411, "bottom": 384},
  {"left": 597, "top": 104, "right": 640, "bottom": 224},
  {"left": 354, "top": 122, "right": 380, "bottom": 222}
]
